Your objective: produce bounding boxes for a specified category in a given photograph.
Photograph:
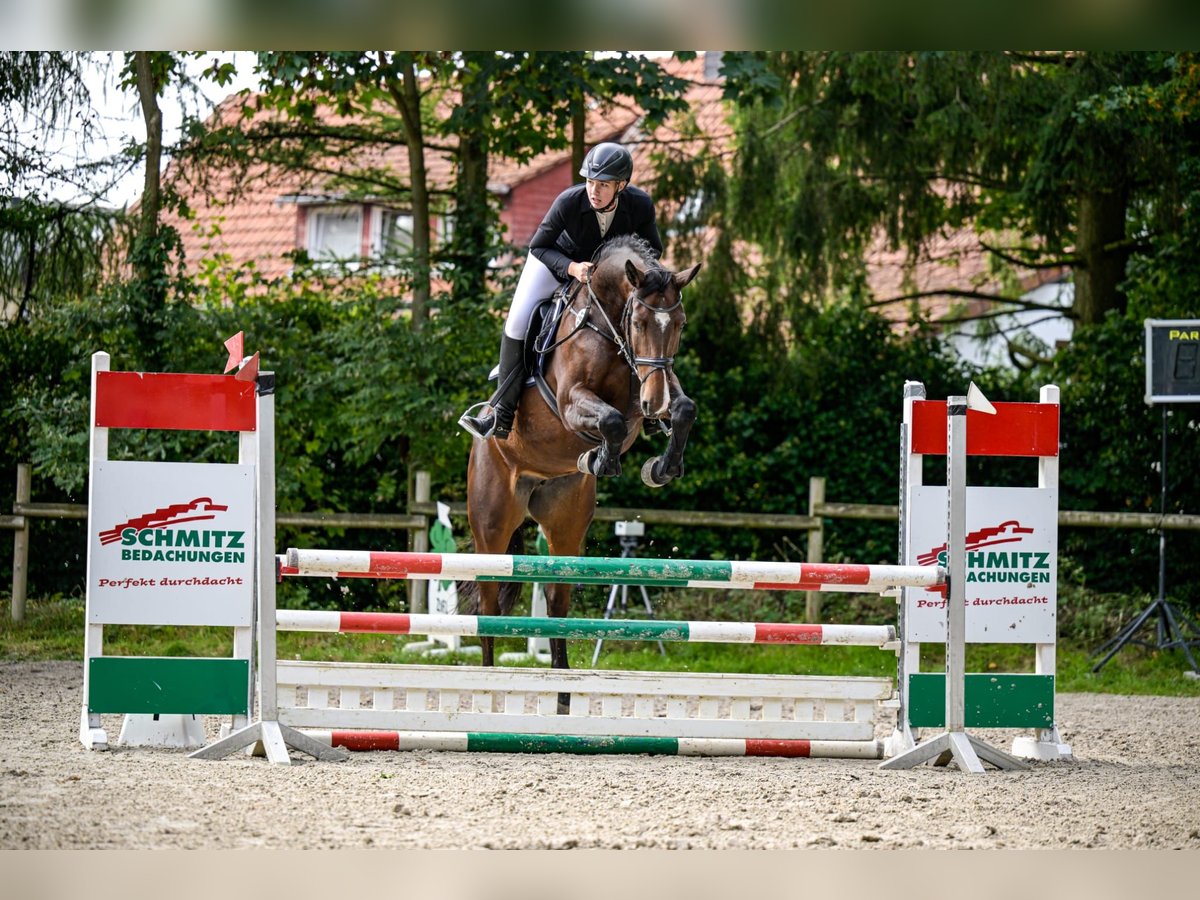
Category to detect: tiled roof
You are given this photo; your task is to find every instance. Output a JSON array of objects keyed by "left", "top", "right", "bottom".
[
  {"left": 167, "top": 162, "right": 299, "bottom": 280},
  {"left": 164, "top": 79, "right": 644, "bottom": 280}
]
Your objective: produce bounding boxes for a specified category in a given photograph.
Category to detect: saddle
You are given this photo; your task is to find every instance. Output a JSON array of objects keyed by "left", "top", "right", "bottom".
[{"left": 486, "top": 285, "right": 577, "bottom": 421}]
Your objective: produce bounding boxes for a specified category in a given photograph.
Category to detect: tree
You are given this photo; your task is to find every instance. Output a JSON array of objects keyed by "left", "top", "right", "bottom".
[
  {"left": 1, "top": 52, "right": 123, "bottom": 321},
  {"left": 2, "top": 51, "right": 236, "bottom": 342},
  {"left": 664, "top": 51, "right": 1200, "bottom": 353},
  {"left": 187, "top": 51, "right": 694, "bottom": 323}
]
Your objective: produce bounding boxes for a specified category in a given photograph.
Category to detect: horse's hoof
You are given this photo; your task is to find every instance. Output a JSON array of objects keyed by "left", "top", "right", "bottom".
[
  {"left": 577, "top": 450, "right": 595, "bottom": 475},
  {"left": 641, "top": 456, "right": 669, "bottom": 488}
]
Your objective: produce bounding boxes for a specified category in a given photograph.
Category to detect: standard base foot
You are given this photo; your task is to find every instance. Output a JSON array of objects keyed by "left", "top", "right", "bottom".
[
  {"left": 189, "top": 720, "right": 350, "bottom": 765},
  {"left": 880, "top": 730, "right": 1030, "bottom": 773},
  {"left": 1010, "top": 735, "right": 1073, "bottom": 761},
  {"left": 80, "top": 708, "right": 108, "bottom": 751}
]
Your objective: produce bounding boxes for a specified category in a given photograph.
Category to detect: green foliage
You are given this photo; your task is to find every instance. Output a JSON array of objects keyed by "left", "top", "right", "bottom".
[
  {"left": 1, "top": 51, "right": 94, "bottom": 196},
  {"left": 590, "top": 302, "right": 973, "bottom": 566},
  {"left": 1040, "top": 115, "right": 1200, "bottom": 612},
  {"left": 664, "top": 51, "right": 1200, "bottom": 336},
  {"left": 0, "top": 258, "right": 497, "bottom": 603},
  {"left": 0, "top": 200, "right": 125, "bottom": 321},
  {"left": 1046, "top": 310, "right": 1200, "bottom": 611},
  {"left": 205, "top": 51, "right": 694, "bottom": 318},
  {"left": 4, "top": 49, "right": 1198, "bottom": 633}
]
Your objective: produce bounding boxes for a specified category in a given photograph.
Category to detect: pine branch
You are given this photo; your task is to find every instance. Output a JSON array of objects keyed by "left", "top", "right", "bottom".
[
  {"left": 868, "top": 288, "right": 1076, "bottom": 318},
  {"left": 942, "top": 309, "right": 1071, "bottom": 329},
  {"left": 978, "top": 238, "right": 1078, "bottom": 269},
  {"left": 1004, "top": 51, "right": 1081, "bottom": 67}
]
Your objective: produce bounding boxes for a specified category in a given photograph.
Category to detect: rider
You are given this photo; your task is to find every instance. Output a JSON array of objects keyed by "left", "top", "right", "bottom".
[{"left": 459, "top": 141, "right": 663, "bottom": 440}]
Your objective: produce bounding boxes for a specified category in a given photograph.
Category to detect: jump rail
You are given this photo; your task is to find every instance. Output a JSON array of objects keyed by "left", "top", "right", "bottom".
[
  {"left": 276, "top": 609, "right": 897, "bottom": 647},
  {"left": 302, "top": 730, "right": 886, "bottom": 760},
  {"left": 282, "top": 548, "right": 945, "bottom": 593}
]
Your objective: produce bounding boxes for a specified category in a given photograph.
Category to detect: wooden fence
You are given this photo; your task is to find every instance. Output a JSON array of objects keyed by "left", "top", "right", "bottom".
[{"left": 6, "top": 464, "right": 1200, "bottom": 622}]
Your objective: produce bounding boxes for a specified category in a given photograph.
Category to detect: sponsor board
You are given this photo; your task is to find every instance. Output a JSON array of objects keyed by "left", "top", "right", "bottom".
[
  {"left": 904, "top": 485, "right": 1057, "bottom": 644},
  {"left": 88, "top": 460, "right": 255, "bottom": 626}
]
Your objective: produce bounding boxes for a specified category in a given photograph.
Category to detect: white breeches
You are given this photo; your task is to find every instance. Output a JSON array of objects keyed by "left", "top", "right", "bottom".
[{"left": 503, "top": 252, "right": 564, "bottom": 339}]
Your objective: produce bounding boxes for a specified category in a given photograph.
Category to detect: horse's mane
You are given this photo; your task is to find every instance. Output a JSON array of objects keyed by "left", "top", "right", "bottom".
[
  {"left": 596, "top": 233, "right": 658, "bottom": 265},
  {"left": 596, "top": 234, "right": 670, "bottom": 294}
]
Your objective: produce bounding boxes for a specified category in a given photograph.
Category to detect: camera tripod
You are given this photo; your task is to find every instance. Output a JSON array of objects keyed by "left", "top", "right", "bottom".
[
  {"left": 1092, "top": 405, "right": 1200, "bottom": 676},
  {"left": 592, "top": 533, "right": 665, "bottom": 666}
]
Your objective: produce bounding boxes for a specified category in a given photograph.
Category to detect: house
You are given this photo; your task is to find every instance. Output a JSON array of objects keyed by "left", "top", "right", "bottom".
[
  {"left": 163, "top": 79, "right": 642, "bottom": 285},
  {"left": 162, "top": 52, "right": 1071, "bottom": 366}
]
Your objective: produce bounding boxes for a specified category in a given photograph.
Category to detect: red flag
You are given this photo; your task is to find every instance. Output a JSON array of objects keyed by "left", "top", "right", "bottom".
[
  {"left": 234, "top": 351, "right": 260, "bottom": 383},
  {"left": 223, "top": 332, "right": 245, "bottom": 374}
]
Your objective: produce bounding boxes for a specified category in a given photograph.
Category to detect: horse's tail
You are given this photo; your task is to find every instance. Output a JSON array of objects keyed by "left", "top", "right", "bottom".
[{"left": 453, "top": 527, "right": 525, "bottom": 616}]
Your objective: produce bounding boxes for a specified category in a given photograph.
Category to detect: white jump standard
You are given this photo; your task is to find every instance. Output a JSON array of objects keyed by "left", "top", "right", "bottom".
[{"left": 883, "top": 387, "right": 1030, "bottom": 773}]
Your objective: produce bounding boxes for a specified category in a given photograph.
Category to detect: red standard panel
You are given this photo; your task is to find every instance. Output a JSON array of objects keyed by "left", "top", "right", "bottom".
[
  {"left": 910, "top": 399, "right": 1059, "bottom": 457},
  {"left": 96, "top": 372, "right": 256, "bottom": 432}
]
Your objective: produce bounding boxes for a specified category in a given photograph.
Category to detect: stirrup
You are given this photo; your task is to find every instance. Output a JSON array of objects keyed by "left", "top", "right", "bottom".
[
  {"left": 458, "top": 402, "right": 495, "bottom": 440},
  {"left": 458, "top": 402, "right": 513, "bottom": 440}
]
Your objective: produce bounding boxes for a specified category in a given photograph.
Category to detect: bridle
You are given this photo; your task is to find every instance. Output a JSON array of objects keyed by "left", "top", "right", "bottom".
[
  {"left": 532, "top": 262, "right": 684, "bottom": 438},
  {"left": 582, "top": 271, "right": 684, "bottom": 388}
]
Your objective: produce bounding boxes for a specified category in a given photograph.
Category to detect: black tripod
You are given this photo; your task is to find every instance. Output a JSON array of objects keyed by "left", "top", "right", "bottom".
[
  {"left": 592, "top": 531, "right": 665, "bottom": 666},
  {"left": 1092, "top": 406, "right": 1200, "bottom": 675}
]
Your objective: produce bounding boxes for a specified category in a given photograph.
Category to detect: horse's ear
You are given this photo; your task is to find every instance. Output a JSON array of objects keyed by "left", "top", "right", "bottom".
[
  {"left": 625, "top": 260, "right": 642, "bottom": 287},
  {"left": 674, "top": 263, "right": 702, "bottom": 289}
]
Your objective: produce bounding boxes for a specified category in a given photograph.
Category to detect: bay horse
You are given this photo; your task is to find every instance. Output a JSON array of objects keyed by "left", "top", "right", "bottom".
[{"left": 466, "top": 234, "right": 700, "bottom": 700}]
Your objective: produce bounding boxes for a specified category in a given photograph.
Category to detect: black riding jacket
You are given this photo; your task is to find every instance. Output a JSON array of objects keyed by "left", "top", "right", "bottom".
[{"left": 528, "top": 183, "right": 663, "bottom": 282}]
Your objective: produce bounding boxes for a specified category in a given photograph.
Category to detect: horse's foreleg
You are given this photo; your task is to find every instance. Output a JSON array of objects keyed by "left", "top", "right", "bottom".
[
  {"left": 562, "top": 388, "right": 626, "bottom": 478},
  {"left": 643, "top": 378, "right": 696, "bottom": 487}
]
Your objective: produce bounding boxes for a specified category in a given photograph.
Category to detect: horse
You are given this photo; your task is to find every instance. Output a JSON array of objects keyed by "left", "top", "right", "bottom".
[{"left": 466, "top": 234, "right": 700, "bottom": 703}]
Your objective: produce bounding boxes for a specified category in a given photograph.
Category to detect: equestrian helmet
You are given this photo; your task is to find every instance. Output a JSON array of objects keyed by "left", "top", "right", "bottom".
[{"left": 579, "top": 142, "right": 633, "bottom": 183}]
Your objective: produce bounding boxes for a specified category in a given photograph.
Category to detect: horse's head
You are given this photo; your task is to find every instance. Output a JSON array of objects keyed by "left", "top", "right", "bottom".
[{"left": 623, "top": 258, "right": 701, "bottom": 419}]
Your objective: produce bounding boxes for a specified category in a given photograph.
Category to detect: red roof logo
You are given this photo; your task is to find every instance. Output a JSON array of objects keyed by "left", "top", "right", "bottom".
[
  {"left": 916, "top": 519, "right": 1034, "bottom": 567},
  {"left": 99, "top": 498, "right": 229, "bottom": 545}
]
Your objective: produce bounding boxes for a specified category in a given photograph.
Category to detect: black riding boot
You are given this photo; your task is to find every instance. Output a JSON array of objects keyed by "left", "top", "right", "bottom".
[{"left": 459, "top": 335, "right": 527, "bottom": 440}]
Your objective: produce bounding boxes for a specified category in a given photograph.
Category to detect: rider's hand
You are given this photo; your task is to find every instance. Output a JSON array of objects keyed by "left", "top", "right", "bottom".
[{"left": 569, "top": 261, "right": 592, "bottom": 282}]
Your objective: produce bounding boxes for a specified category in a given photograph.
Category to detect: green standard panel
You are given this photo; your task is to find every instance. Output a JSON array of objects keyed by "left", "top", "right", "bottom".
[
  {"left": 907, "top": 673, "right": 1054, "bottom": 729},
  {"left": 88, "top": 657, "right": 249, "bottom": 715}
]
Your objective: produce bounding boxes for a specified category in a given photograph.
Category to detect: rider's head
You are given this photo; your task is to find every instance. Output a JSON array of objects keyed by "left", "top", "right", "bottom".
[{"left": 580, "top": 142, "right": 633, "bottom": 213}]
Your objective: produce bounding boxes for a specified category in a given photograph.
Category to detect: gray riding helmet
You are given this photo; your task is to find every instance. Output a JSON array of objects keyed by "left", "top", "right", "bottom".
[{"left": 579, "top": 142, "right": 633, "bottom": 182}]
